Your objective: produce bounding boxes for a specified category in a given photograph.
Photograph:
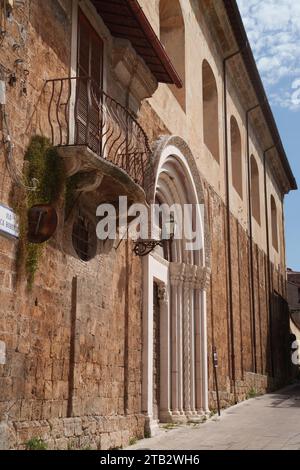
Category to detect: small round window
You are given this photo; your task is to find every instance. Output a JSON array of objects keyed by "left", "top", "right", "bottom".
[{"left": 72, "top": 215, "right": 97, "bottom": 262}]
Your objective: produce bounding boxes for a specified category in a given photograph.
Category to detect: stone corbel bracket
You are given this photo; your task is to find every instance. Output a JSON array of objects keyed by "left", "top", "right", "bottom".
[
  {"left": 112, "top": 37, "right": 158, "bottom": 113},
  {"left": 57, "top": 145, "right": 147, "bottom": 204}
]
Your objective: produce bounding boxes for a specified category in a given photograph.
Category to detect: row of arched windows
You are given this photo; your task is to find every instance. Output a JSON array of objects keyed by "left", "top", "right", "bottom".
[
  {"left": 250, "top": 158, "right": 278, "bottom": 253},
  {"left": 159, "top": 0, "right": 279, "bottom": 253}
]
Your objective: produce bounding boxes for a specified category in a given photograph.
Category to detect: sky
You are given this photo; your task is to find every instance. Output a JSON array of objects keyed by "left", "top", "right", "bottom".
[{"left": 237, "top": 0, "right": 300, "bottom": 271}]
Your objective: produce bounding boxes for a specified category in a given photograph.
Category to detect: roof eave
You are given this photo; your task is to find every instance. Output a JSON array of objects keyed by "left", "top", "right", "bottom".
[{"left": 126, "top": 0, "right": 183, "bottom": 88}]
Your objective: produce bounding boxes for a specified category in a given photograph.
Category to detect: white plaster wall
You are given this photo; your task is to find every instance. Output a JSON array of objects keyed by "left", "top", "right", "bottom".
[{"left": 288, "top": 282, "right": 300, "bottom": 308}]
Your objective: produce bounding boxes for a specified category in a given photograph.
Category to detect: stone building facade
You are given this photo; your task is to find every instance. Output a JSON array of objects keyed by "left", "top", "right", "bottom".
[
  {"left": 287, "top": 269, "right": 300, "bottom": 341},
  {"left": 0, "top": 0, "right": 297, "bottom": 449}
]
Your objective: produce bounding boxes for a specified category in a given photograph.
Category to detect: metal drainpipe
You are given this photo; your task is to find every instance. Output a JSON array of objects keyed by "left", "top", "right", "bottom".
[
  {"left": 281, "top": 197, "right": 287, "bottom": 300},
  {"left": 263, "top": 145, "right": 276, "bottom": 377},
  {"left": 246, "top": 103, "right": 260, "bottom": 373},
  {"left": 223, "top": 50, "right": 240, "bottom": 403}
]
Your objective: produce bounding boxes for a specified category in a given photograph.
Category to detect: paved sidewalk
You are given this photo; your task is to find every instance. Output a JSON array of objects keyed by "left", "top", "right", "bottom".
[{"left": 128, "top": 383, "right": 300, "bottom": 450}]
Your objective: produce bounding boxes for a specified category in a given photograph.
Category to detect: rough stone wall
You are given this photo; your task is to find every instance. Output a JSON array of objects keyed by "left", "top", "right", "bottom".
[
  {"left": 287, "top": 273, "right": 300, "bottom": 308},
  {"left": 139, "top": 100, "right": 171, "bottom": 145},
  {"left": 2, "top": 414, "right": 145, "bottom": 450},
  {"left": 0, "top": 0, "right": 145, "bottom": 450},
  {"left": 209, "top": 372, "right": 271, "bottom": 410},
  {"left": 206, "top": 181, "right": 290, "bottom": 409},
  {"left": 0, "top": 0, "right": 72, "bottom": 208},
  {"left": 0, "top": 233, "right": 145, "bottom": 449},
  {"left": 205, "top": 183, "right": 231, "bottom": 394}
]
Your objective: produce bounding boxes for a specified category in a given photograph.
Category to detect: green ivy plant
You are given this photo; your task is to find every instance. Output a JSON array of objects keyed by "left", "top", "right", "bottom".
[
  {"left": 14, "top": 135, "right": 65, "bottom": 288},
  {"left": 246, "top": 387, "right": 258, "bottom": 400},
  {"left": 25, "top": 437, "right": 48, "bottom": 451}
]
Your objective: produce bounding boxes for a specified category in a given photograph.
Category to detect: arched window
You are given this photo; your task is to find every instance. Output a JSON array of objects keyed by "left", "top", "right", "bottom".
[
  {"left": 271, "top": 195, "right": 278, "bottom": 251},
  {"left": 230, "top": 116, "right": 243, "bottom": 198},
  {"left": 202, "top": 60, "right": 220, "bottom": 162},
  {"left": 250, "top": 155, "right": 261, "bottom": 225},
  {"left": 72, "top": 214, "right": 97, "bottom": 261},
  {"left": 159, "top": 0, "right": 186, "bottom": 110}
]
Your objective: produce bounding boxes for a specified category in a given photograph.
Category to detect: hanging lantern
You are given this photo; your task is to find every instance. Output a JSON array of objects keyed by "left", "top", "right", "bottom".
[{"left": 27, "top": 204, "right": 58, "bottom": 244}]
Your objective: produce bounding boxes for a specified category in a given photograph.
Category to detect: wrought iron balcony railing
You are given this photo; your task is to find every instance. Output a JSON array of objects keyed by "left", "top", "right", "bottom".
[{"left": 39, "top": 77, "right": 153, "bottom": 195}]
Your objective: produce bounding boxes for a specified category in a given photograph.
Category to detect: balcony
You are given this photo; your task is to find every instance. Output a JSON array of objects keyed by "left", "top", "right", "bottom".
[{"left": 35, "top": 76, "right": 153, "bottom": 204}]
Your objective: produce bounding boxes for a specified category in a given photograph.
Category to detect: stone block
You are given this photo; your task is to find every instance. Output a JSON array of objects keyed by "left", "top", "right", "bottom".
[
  {"left": 0, "top": 422, "right": 16, "bottom": 450},
  {"left": 99, "top": 433, "right": 111, "bottom": 450},
  {"left": 74, "top": 418, "right": 83, "bottom": 436},
  {"left": 63, "top": 418, "right": 75, "bottom": 437},
  {"left": 20, "top": 400, "right": 32, "bottom": 421},
  {"left": 0, "top": 378, "right": 13, "bottom": 400},
  {"left": 54, "top": 437, "right": 69, "bottom": 450},
  {"left": 44, "top": 380, "right": 52, "bottom": 400}
]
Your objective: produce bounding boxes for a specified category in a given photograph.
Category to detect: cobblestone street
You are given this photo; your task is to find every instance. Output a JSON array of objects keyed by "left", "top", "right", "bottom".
[{"left": 129, "top": 384, "right": 300, "bottom": 450}]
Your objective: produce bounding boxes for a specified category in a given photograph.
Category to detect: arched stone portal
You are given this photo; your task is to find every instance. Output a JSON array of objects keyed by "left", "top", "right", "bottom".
[{"left": 142, "top": 136, "right": 211, "bottom": 435}]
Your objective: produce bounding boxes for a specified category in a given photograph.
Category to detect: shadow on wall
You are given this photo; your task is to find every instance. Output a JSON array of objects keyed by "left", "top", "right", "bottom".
[
  {"left": 209, "top": 288, "right": 296, "bottom": 411},
  {"left": 159, "top": 0, "right": 186, "bottom": 111}
]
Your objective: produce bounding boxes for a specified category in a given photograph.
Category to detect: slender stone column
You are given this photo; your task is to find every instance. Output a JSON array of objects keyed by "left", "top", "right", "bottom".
[
  {"left": 169, "top": 263, "right": 186, "bottom": 422},
  {"left": 177, "top": 274, "right": 184, "bottom": 417},
  {"left": 189, "top": 266, "right": 197, "bottom": 415},
  {"left": 142, "top": 257, "right": 155, "bottom": 434},
  {"left": 184, "top": 264, "right": 198, "bottom": 418},
  {"left": 183, "top": 275, "right": 191, "bottom": 414},
  {"left": 158, "top": 284, "right": 172, "bottom": 422},
  {"left": 201, "top": 267, "right": 211, "bottom": 414},
  {"left": 194, "top": 266, "right": 211, "bottom": 415},
  {"left": 194, "top": 267, "right": 203, "bottom": 414},
  {"left": 170, "top": 281, "right": 179, "bottom": 415}
]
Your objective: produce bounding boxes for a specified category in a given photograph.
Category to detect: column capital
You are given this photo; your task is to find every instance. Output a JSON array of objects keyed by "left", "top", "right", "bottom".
[
  {"left": 157, "top": 284, "right": 168, "bottom": 304},
  {"left": 195, "top": 266, "right": 211, "bottom": 291},
  {"left": 183, "top": 264, "right": 198, "bottom": 290},
  {"left": 170, "top": 262, "right": 186, "bottom": 287}
]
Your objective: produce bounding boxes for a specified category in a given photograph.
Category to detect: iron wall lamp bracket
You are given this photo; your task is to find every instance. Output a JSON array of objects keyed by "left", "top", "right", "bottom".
[
  {"left": 133, "top": 239, "right": 164, "bottom": 257},
  {"left": 133, "top": 215, "right": 176, "bottom": 257}
]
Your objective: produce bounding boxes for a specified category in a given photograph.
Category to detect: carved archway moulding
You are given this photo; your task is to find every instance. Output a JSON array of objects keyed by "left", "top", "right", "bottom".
[{"left": 150, "top": 135, "right": 211, "bottom": 269}]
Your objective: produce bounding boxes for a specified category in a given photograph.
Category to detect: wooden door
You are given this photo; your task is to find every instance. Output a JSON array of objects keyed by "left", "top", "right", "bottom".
[{"left": 76, "top": 10, "right": 104, "bottom": 154}]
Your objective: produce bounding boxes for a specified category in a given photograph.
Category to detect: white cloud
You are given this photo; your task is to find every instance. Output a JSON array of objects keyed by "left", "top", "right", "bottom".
[
  {"left": 269, "top": 79, "right": 300, "bottom": 110},
  {"left": 292, "top": 79, "right": 300, "bottom": 89},
  {"left": 237, "top": 0, "right": 300, "bottom": 110}
]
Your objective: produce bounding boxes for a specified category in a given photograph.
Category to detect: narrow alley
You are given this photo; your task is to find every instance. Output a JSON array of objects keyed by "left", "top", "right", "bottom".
[{"left": 129, "top": 384, "right": 300, "bottom": 450}]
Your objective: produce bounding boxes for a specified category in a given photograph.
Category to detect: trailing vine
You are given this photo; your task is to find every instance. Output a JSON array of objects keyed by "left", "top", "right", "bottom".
[{"left": 13, "top": 135, "right": 65, "bottom": 288}]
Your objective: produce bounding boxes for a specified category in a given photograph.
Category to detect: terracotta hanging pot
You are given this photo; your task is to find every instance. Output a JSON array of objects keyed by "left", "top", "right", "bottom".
[{"left": 27, "top": 204, "right": 58, "bottom": 244}]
